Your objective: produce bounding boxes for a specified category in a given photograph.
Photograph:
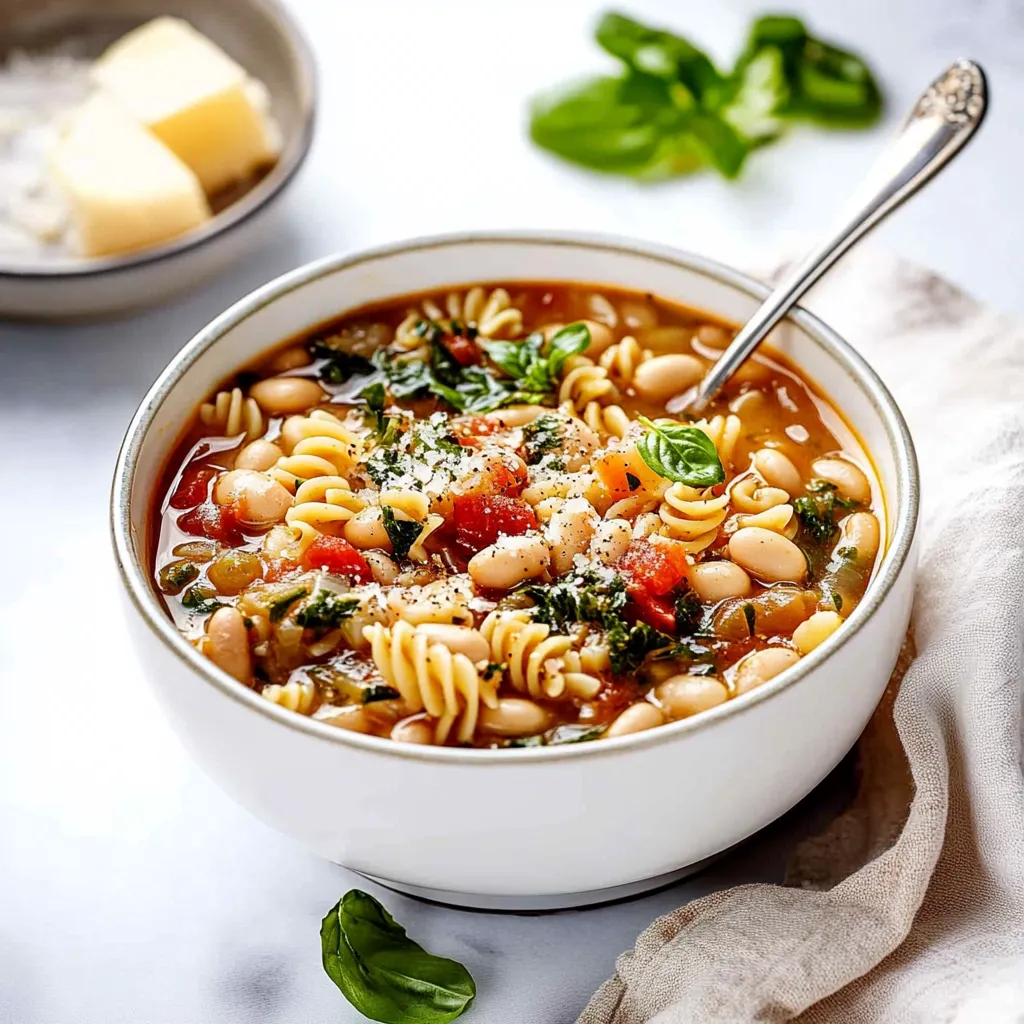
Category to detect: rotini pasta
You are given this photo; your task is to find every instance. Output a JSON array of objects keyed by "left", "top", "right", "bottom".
[
  {"left": 581, "top": 401, "right": 632, "bottom": 439},
  {"left": 658, "top": 482, "right": 729, "bottom": 553},
  {"left": 270, "top": 410, "right": 364, "bottom": 491},
  {"left": 395, "top": 286, "right": 524, "bottom": 348},
  {"left": 598, "top": 335, "right": 651, "bottom": 385},
  {"left": 729, "top": 474, "right": 790, "bottom": 514},
  {"left": 199, "top": 387, "right": 263, "bottom": 440},
  {"left": 364, "top": 621, "right": 496, "bottom": 744},
  {"left": 558, "top": 355, "right": 618, "bottom": 411},
  {"left": 261, "top": 679, "right": 317, "bottom": 714},
  {"left": 693, "top": 414, "right": 742, "bottom": 470},
  {"left": 481, "top": 610, "right": 576, "bottom": 700}
]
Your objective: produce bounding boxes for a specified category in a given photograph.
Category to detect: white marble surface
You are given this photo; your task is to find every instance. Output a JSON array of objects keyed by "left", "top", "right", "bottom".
[{"left": 0, "top": 1, "right": 1020, "bottom": 1021}]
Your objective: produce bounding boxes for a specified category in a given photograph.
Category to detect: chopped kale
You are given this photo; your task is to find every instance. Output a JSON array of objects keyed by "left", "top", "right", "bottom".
[
  {"left": 316, "top": 351, "right": 376, "bottom": 384},
  {"left": 295, "top": 590, "right": 360, "bottom": 631},
  {"left": 180, "top": 585, "right": 223, "bottom": 615},
  {"left": 521, "top": 414, "right": 565, "bottom": 464},
  {"left": 504, "top": 735, "right": 546, "bottom": 748},
  {"left": 674, "top": 588, "right": 704, "bottom": 633},
  {"left": 795, "top": 482, "right": 858, "bottom": 548},
  {"left": 372, "top": 348, "right": 434, "bottom": 399},
  {"left": 548, "top": 724, "right": 607, "bottom": 744},
  {"left": 267, "top": 585, "right": 310, "bottom": 622},
  {"left": 522, "top": 567, "right": 629, "bottom": 634},
  {"left": 607, "top": 620, "right": 674, "bottom": 675},
  {"left": 158, "top": 560, "right": 199, "bottom": 595},
  {"left": 361, "top": 683, "right": 402, "bottom": 704},
  {"left": 381, "top": 506, "right": 424, "bottom": 561}
]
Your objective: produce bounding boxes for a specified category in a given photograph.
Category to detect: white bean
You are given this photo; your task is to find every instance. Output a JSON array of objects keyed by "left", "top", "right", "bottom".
[
  {"left": 248, "top": 377, "right": 325, "bottom": 416},
  {"left": 812, "top": 457, "right": 871, "bottom": 505},
  {"left": 631, "top": 353, "right": 704, "bottom": 402},
  {"left": 344, "top": 509, "right": 391, "bottom": 550},
  {"left": 319, "top": 706, "right": 372, "bottom": 733},
  {"left": 689, "top": 561, "right": 752, "bottom": 602},
  {"left": 606, "top": 702, "right": 666, "bottom": 737},
  {"left": 265, "top": 345, "right": 313, "bottom": 374},
  {"left": 468, "top": 534, "right": 550, "bottom": 590},
  {"left": 235, "top": 438, "right": 283, "bottom": 472},
  {"left": 580, "top": 319, "right": 615, "bottom": 355},
  {"left": 732, "top": 647, "right": 801, "bottom": 695},
  {"left": 391, "top": 717, "right": 434, "bottom": 744},
  {"left": 619, "top": 298, "right": 659, "bottom": 330},
  {"left": 214, "top": 469, "right": 292, "bottom": 528},
  {"left": 484, "top": 405, "right": 548, "bottom": 428},
  {"left": 363, "top": 550, "right": 399, "bottom": 585},
  {"left": 545, "top": 498, "right": 598, "bottom": 575},
  {"left": 728, "top": 527, "right": 806, "bottom": 583},
  {"left": 753, "top": 448, "right": 803, "bottom": 495},
  {"left": 642, "top": 325, "right": 692, "bottom": 354},
  {"left": 478, "top": 698, "right": 553, "bottom": 737},
  {"left": 837, "top": 511, "right": 881, "bottom": 565},
  {"left": 417, "top": 624, "right": 490, "bottom": 663},
  {"left": 655, "top": 675, "right": 728, "bottom": 719},
  {"left": 206, "top": 607, "right": 251, "bottom": 682},
  {"left": 793, "top": 611, "right": 843, "bottom": 654},
  {"left": 589, "top": 518, "right": 634, "bottom": 564}
]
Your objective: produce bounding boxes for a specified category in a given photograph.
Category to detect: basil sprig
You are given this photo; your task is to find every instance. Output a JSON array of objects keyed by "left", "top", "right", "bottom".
[
  {"left": 636, "top": 415, "right": 724, "bottom": 488},
  {"left": 529, "top": 11, "right": 882, "bottom": 181},
  {"left": 481, "top": 322, "right": 591, "bottom": 400},
  {"left": 321, "top": 890, "right": 476, "bottom": 1023}
]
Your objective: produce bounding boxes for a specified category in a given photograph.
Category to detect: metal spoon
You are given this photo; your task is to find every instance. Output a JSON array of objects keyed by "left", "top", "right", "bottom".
[{"left": 684, "top": 58, "right": 988, "bottom": 414}]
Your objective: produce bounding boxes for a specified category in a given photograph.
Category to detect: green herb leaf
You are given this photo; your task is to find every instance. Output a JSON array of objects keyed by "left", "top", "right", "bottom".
[
  {"left": 481, "top": 323, "right": 590, "bottom": 398},
  {"left": 321, "top": 889, "right": 475, "bottom": 1024},
  {"left": 522, "top": 567, "right": 628, "bottom": 634},
  {"left": 158, "top": 560, "right": 199, "bottom": 595},
  {"left": 548, "top": 723, "right": 607, "bottom": 745},
  {"left": 607, "top": 620, "right": 674, "bottom": 675},
  {"left": 360, "top": 381, "right": 388, "bottom": 433},
  {"left": 381, "top": 506, "right": 424, "bottom": 561},
  {"left": 316, "top": 350, "right": 376, "bottom": 384},
  {"left": 794, "top": 492, "right": 840, "bottom": 546},
  {"left": 636, "top": 416, "right": 725, "bottom": 487},
  {"left": 180, "top": 585, "right": 223, "bottom": 615},
  {"left": 743, "top": 602, "right": 757, "bottom": 636},
  {"left": 674, "top": 588, "right": 704, "bottom": 633},
  {"left": 373, "top": 349, "right": 435, "bottom": 399},
  {"left": 295, "top": 590, "right": 360, "bottom": 632},
  {"left": 267, "top": 585, "right": 309, "bottom": 623},
  {"left": 521, "top": 414, "right": 565, "bottom": 464}
]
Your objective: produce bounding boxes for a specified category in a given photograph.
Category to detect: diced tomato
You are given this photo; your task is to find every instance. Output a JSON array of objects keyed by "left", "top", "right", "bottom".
[
  {"left": 617, "top": 538, "right": 690, "bottom": 597},
  {"left": 177, "top": 503, "right": 244, "bottom": 545},
  {"left": 456, "top": 416, "right": 499, "bottom": 437},
  {"left": 264, "top": 557, "right": 300, "bottom": 583},
  {"left": 454, "top": 495, "right": 538, "bottom": 553},
  {"left": 487, "top": 460, "right": 527, "bottom": 497},
  {"left": 169, "top": 465, "right": 218, "bottom": 510},
  {"left": 441, "top": 333, "right": 481, "bottom": 366},
  {"left": 301, "top": 536, "right": 373, "bottom": 582},
  {"left": 630, "top": 590, "right": 677, "bottom": 633},
  {"left": 456, "top": 435, "right": 483, "bottom": 448}
]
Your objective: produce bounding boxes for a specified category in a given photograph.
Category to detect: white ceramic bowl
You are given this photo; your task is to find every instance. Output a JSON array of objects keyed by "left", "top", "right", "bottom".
[
  {"left": 0, "top": 0, "right": 316, "bottom": 320},
  {"left": 111, "top": 233, "right": 919, "bottom": 910}
]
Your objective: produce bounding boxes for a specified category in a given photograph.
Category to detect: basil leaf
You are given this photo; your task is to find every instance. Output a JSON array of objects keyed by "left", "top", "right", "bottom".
[
  {"left": 374, "top": 349, "right": 434, "bottom": 399},
  {"left": 295, "top": 590, "right": 359, "bottom": 631},
  {"left": 360, "top": 381, "right": 388, "bottom": 433},
  {"left": 480, "top": 335, "right": 542, "bottom": 379},
  {"left": 723, "top": 46, "right": 787, "bottom": 142},
  {"left": 480, "top": 323, "right": 589, "bottom": 397},
  {"left": 545, "top": 323, "right": 591, "bottom": 377},
  {"left": 381, "top": 506, "right": 424, "bottom": 561},
  {"left": 321, "top": 890, "right": 475, "bottom": 1023},
  {"left": 316, "top": 350, "right": 376, "bottom": 384},
  {"left": 739, "top": 15, "right": 882, "bottom": 126},
  {"left": 595, "top": 11, "right": 724, "bottom": 100},
  {"left": 636, "top": 416, "right": 725, "bottom": 487}
]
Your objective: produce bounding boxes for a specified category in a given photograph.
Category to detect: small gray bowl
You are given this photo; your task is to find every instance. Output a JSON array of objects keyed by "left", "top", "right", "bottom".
[{"left": 0, "top": 0, "right": 316, "bottom": 319}]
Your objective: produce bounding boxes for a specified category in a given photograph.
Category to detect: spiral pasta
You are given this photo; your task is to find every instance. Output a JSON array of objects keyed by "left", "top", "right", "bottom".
[
  {"left": 395, "top": 286, "right": 524, "bottom": 348},
  {"left": 364, "top": 620, "right": 496, "bottom": 743},
  {"left": 729, "top": 474, "right": 790, "bottom": 514},
  {"left": 380, "top": 488, "right": 444, "bottom": 563},
  {"left": 692, "top": 414, "right": 741, "bottom": 470},
  {"left": 481, "top": 610, "right": 577, "bottom": 700},
  {"left": 261, "top": 679, "right": 317, "bottom": 714},
  {"left": 658, "top": 482, "right": 729, "bottom": 553},
  {"left": 581, "top": 401, "right": 632, "bottom": 439},
  {"left": 558, "top": 356, "right": 618, "bottom": 411},
  {"left": 270, "top": 410, "right": 364, "bottom": 492},
  {"left": 736, "top": 502, "right": 798, "bottom": 537},
  {"left": 598, "top": 335, "right": 651, "bottom": 385},
  {"left": 199, "top": 387, "right": 263, "bottom": 441},
  {"left": 560, "top": 646, "right": 608, "bottom": 699}
]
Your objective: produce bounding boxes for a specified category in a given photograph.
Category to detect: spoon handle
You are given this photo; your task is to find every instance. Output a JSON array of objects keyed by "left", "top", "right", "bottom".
[{"left": 690, "top": 59, "right": 988, "bottom": 412}]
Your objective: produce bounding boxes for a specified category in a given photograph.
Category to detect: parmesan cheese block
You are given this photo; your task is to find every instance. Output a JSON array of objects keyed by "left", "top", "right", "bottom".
[
  {"left": 92, "top": 17, "right": 281, "bottom": 195},
  {"left": 52, "top": 95, "right": 211, "bottom": 257}
]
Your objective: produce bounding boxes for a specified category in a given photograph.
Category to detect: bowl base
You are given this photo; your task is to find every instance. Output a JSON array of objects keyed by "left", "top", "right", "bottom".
[{"left": 359, "top": 854, "right": 722, "bottom": 912}]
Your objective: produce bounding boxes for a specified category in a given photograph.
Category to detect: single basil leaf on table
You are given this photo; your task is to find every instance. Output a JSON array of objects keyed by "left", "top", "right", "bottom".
[
  {"left": 595, "top": 10, "right": 725, "bottom": 101},
  {"left": 636, "top": 416, "right": 725, "bottom": 487},
  {"left": 321, "top": 889, "right": 476, "bottom": 1023},
  {"left": 722, "top": 46, "right": 788, "bottom": 142}
]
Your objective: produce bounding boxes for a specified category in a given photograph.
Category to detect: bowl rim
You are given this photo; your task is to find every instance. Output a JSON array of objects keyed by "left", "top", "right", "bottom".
[
  {"left": 111, "top": 229, "right": 920, "bottom": 765},
  {"left": 0, "top": 0, "right": 317, "bottom": 281}
]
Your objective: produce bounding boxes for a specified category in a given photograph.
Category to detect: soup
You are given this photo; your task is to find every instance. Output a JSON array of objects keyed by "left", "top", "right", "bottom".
[{"left": 152, "top": 283, "right": 883, "bottom": 748}]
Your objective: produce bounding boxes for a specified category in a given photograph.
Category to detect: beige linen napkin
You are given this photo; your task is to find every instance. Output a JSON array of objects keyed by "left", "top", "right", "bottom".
[{"left": 580, "top": 249, "right": 1024, "bottom": 1024}]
